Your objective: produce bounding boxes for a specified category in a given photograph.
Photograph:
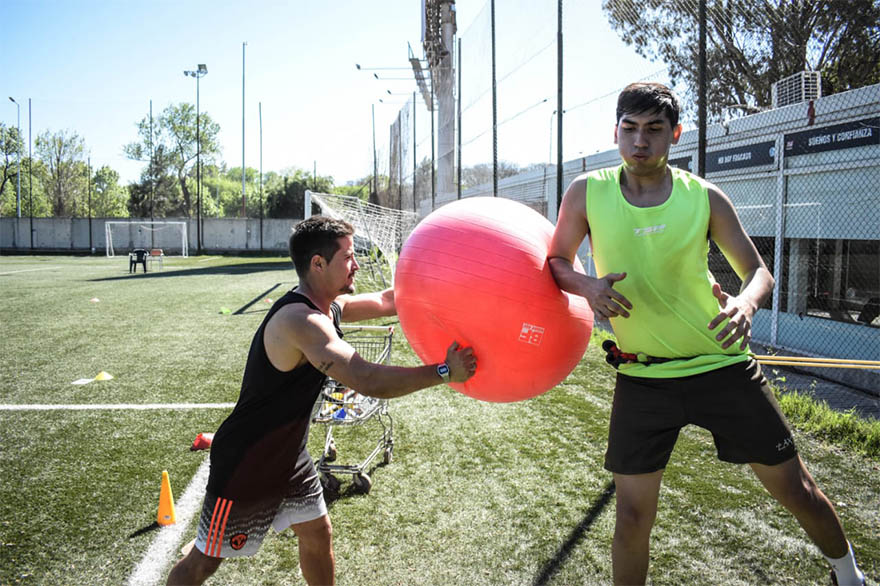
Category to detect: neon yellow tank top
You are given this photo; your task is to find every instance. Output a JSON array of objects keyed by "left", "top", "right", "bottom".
[{"left": 586, "top": 165, "right": 749, "bottom": 378}]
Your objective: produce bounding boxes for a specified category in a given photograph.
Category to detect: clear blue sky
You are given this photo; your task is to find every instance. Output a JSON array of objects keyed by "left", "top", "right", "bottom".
[{"left": 2, "top": 0, "right": 665, "bottom": 186}]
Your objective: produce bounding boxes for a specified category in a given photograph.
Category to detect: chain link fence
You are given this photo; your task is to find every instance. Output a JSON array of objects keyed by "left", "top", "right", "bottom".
[
  {"left": 685, "top": 84, "right": 878, "bottom": 392},
  {"left": 379, "top": 1, "right": 879, "bottom": 392}
]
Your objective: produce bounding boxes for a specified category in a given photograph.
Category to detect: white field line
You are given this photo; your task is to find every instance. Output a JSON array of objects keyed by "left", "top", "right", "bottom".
[
  {"left": 0, "top": 403, "right": 235, "bottom": 411},
  {"left": 197, "top": 256, "right": 219, "bottom": 262},
  {"left": 127, "top": 456, "right": 210, "bottom": 586},
  {"left": 0, "top": 267, "right": 57, "bottom": 275}
]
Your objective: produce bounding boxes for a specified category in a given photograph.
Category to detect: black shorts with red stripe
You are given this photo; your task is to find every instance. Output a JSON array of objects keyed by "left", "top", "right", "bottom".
[{"left": 194, "top": 471, "right": 326, "bottom": 558}]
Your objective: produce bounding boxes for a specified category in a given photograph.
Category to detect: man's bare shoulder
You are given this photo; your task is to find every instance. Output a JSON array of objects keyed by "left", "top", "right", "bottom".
[
  {"left": 570, "top": 173, "right": 589, "bottom": 190},
  {"left": 267, "top": 301, "right": 331, "bottom": 341},
  {"left": 706, "top": 184, "right": 737, "bottom": 215}
]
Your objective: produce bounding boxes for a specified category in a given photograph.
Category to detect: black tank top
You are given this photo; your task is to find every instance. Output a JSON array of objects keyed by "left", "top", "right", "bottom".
[{"left": 207, "top": 289, "right": 342, "bottom": 500}]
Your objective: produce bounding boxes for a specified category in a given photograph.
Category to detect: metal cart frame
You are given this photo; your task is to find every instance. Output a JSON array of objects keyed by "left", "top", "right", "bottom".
[{"left": 312, "top": 325, "right": 395, "bottom": 493}]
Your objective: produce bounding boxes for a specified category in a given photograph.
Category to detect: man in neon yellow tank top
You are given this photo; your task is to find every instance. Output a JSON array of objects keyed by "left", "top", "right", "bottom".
[{"left": 549, "top": 82, "right": 864, "bottom": 586}]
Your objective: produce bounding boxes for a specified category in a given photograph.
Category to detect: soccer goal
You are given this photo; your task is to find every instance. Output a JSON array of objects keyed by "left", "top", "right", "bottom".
[
  {"left": 105, "top": 221, "right": 189, "bottom": 257},
  {"left": 305, "top": 191, "right": 419, "bottom": 287}
]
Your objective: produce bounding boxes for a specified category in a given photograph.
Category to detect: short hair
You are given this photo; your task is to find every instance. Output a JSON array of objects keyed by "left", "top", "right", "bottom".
[
  {"left": 289, "top": 216, "right": 355, "bottom": 278},
  {"left": 616, "top": 82, "right": 680, "bottom": 128}
]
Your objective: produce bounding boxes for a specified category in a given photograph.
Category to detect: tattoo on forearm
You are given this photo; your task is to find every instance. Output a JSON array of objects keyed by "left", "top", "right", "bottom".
[{"left": 317, "top": 361, "right": 334, "bottom": 374}]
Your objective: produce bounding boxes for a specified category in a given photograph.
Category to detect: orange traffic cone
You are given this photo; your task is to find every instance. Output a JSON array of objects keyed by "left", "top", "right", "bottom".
[
  {"left": 158, "top": 470, "right": 176, "bottom": 526},
  {"left": 190, "top": 432, "right": 215, "bottom": 451}
]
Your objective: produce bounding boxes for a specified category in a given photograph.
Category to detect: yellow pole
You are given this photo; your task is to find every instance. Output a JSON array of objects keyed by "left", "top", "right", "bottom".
[
  {"left": 756, "top": 361, "right": 879, "bottom": 370},
  {"left": 753, "top": 355, "right": 880, "bottom": 367}
]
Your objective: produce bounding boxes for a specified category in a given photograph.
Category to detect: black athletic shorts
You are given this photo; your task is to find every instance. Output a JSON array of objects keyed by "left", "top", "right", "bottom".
[
  {"left": 604, "top": 358, "right": 797, "bottom": 475},
  {"left": 194, "top": 470, "right": 326, "bottom": 558}
]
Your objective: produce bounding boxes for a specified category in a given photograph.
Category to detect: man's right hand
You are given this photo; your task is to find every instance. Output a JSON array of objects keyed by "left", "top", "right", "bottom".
[
  {"left": 445, "top": 341, "right": 477, "bottom": 383},
  {"left": 585, "top": 272, "right": 633, "bottom": 319}
]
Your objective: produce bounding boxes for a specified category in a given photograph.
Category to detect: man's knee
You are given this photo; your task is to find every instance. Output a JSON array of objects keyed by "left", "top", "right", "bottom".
[
  {"left": 294, "top": 515, "right": 333, "bottom": 551},
  {"left": 168, "top": 547, "right": 223, "bottom": 585},
  {"left": 781, "top": 475, "right": 825, "bottom": 513},
  {"left": 615, "top": 499, "right": 657, "bottom": 536},
  {"left": 760, "top": 459, "right": 825, "bottom": 512}
]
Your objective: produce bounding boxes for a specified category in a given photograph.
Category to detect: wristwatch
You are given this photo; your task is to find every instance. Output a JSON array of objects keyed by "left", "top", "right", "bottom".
[{"left": 436, "top": 362, "right": 450, "bottom": 383}]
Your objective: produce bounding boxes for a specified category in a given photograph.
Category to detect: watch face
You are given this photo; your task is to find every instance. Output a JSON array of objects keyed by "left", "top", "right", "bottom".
[{"left": 438, "top": 364, "right": 450, "bottom": 377}]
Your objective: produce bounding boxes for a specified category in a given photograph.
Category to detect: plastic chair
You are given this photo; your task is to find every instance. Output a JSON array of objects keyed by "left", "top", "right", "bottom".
[
  {"left": 129, "top": 249, "right": 148, "bottom": 273},
  {"left": 148, "top": 248, "right": 165, "bottom": 270}
]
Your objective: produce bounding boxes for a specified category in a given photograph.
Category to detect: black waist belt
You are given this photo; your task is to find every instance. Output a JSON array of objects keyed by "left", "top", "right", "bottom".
[{"left": 602, "top": 340, "right": 691, "bottom": 369}]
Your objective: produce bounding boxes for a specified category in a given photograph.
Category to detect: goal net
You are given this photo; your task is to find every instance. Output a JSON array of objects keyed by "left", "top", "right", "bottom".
[
  {"left": 105, "top": 221, "right": 189, "bottom": 257},
  {"left": 305, "top": 191, "right": 419, "bottom": 288}
]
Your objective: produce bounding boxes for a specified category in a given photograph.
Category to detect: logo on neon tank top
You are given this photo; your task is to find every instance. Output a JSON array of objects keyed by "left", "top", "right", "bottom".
[{"left": 633, "top": 224, "right": 666, "bottom": 237}]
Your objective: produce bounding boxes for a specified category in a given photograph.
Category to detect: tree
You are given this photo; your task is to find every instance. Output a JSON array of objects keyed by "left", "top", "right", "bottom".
[
  {"left": 460, "top": 160, "right": 522, "bottom": 190},
  {"left": 2, "top": 156, "right": 51, "bottom": 217},
  {"left": 265, "top": 168, "right": 333, "bottom": 219},
  {"left": 127, "top": 144, "right": 179, "bottom": 218},
  {"left": 125, "top": 103, "right": 220, "bottom": 217},
  {"left": 333, "top": 182, "right": 370, "bottom": 200},
  {"left": 35, "top": 129, "right": 86, "bottom": 216},
  {"left": 602, "top": 0, "right": 880, "bottom": 120},
  {"left": 1, "top": 123, "right": 22, "bottom": 204},
  {"left": 90, "top": 166, "right": 129, "bottom": 217}
]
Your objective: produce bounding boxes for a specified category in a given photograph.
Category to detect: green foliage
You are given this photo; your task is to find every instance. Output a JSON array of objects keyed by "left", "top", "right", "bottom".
[
  {"left": 602, "top": 0, "right": 880, "bottom": 120},
  {"left": 34, "top": 129, "right": 87, "bottom": 216},
  {"left": 460, "top": 160, "right": 524, "bottom": 190},
  {"left": 124, "top": 103, "right": 221, "bottom": 217},
  {"left": 775, "top": 389, "right": 880, "bottom": 459},
  {"left": 90, "top": 165, "right": 129, "bottom": 218},
  {"left": 331, "top": 183, "right": 370, "bottom": 200},
  {"left": 6, "top": 157, "right": 52, "bottom": 217},
  {"left": 1, "top": 123, "right": 23, "bottom": 200},
  {"left": 265, "top": 167, "right": 333, "bottom": 219}
]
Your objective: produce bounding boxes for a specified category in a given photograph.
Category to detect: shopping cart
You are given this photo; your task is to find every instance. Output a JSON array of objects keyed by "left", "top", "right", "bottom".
[{"left": 312, "top": 325, "right": 395, "bottom": 494}]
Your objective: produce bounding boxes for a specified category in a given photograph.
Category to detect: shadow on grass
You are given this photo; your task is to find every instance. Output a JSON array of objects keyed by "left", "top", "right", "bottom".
[
  {"left": 89, "top": 261, "right": 294, "bottom": 282},
  {"left": 322, "top": 460, "right": 390, "bottom": 505},
  {"left": 234, "top": 283, "right": 284, "bottom": 315},
  {"left": 532, "top": 480, "right": 616, "bottom": 586},
  {"left": 128, "top": 521, "right": 161, "bottom": 539}
]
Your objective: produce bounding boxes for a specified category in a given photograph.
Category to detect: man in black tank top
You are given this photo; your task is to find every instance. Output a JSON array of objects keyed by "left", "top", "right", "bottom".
[{"left": 168, "top": 216, "right": 477, "bottom": 585}]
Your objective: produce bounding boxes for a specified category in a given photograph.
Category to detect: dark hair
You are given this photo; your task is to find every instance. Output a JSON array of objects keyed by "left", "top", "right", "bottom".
[
  {"left": 616, "top": 82, "right": 680, "bottom": 127},
  {"left": 289, "top": 216, "right": 355, "bottom": 278}
]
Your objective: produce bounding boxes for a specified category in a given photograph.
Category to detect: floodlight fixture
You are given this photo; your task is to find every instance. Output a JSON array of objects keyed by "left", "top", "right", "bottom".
[
  {"left": 374, "top": 72, "right": 415, "bottom": 80},
  {"left": 182, "top": 63, "right": 208, "bottom": 253},
  {"left": 408, "top": 43, "right": 433, "bottom": 111}
]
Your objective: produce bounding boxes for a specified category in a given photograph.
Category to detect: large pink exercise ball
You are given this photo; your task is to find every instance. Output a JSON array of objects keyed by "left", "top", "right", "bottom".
[{"left": 394, "top": 197, "right": 594, "bottom": 402}]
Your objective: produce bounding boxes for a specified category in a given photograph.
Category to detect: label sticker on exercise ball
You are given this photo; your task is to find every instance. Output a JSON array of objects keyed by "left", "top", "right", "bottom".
[{"left": 518, "top": 323, "right": 545, "bottom": 346}]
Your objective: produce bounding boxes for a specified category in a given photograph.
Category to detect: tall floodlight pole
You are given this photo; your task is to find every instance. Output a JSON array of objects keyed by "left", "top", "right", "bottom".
[
  {"left": 556, "top": 0, "right": 563, "bottom": 212},
  {"left": 149, "top": 100, "right": 155, "bottom": 249},
  {"left": 8, "top": 97, "right": 21, "bottom": 217},
  {"left": 87, "top": 156, "right": 92, "bottom": 252},
  {"left": 372, "top": 104, "right": 378, "bottom": 198},
  {"left": 413, "top": 92, "right": 417, "bottom": 212},
  {"left": 697, "top": 0, "right": 707, "bottom": 177},
  {"left": 259, "top": 101, "right": 263, "bottom": 251},
  {"left": 491, "top": 0, "right": 498, "bottom": 197},
  {"left": 457, "top": 37, "right": 462, "bottom": 200},
  {"left": 184, "top": 64, "right": 208, "bottom": 254},
  {"left": 149, "top": 100, "right": 154, "bottom": 222},
  {"left": 28, "top": 98, "right": 33, "bottom": 249},
  {"left": 242, "top": 42, "right": 247, "bottom": 217}
]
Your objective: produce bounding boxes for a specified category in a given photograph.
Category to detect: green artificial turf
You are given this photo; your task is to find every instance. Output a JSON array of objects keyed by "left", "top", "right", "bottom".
[{"left": 0, "top": 255, "right": 877, "bottom": 585}]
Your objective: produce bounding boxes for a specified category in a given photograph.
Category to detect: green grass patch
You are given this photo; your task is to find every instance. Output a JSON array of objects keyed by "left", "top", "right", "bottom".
[
  {"left": 1, "top": 255, "right": 878, "bottom": 585},
  {"left": 775, "top": 389, "right": 880, "bottom": 460}
]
